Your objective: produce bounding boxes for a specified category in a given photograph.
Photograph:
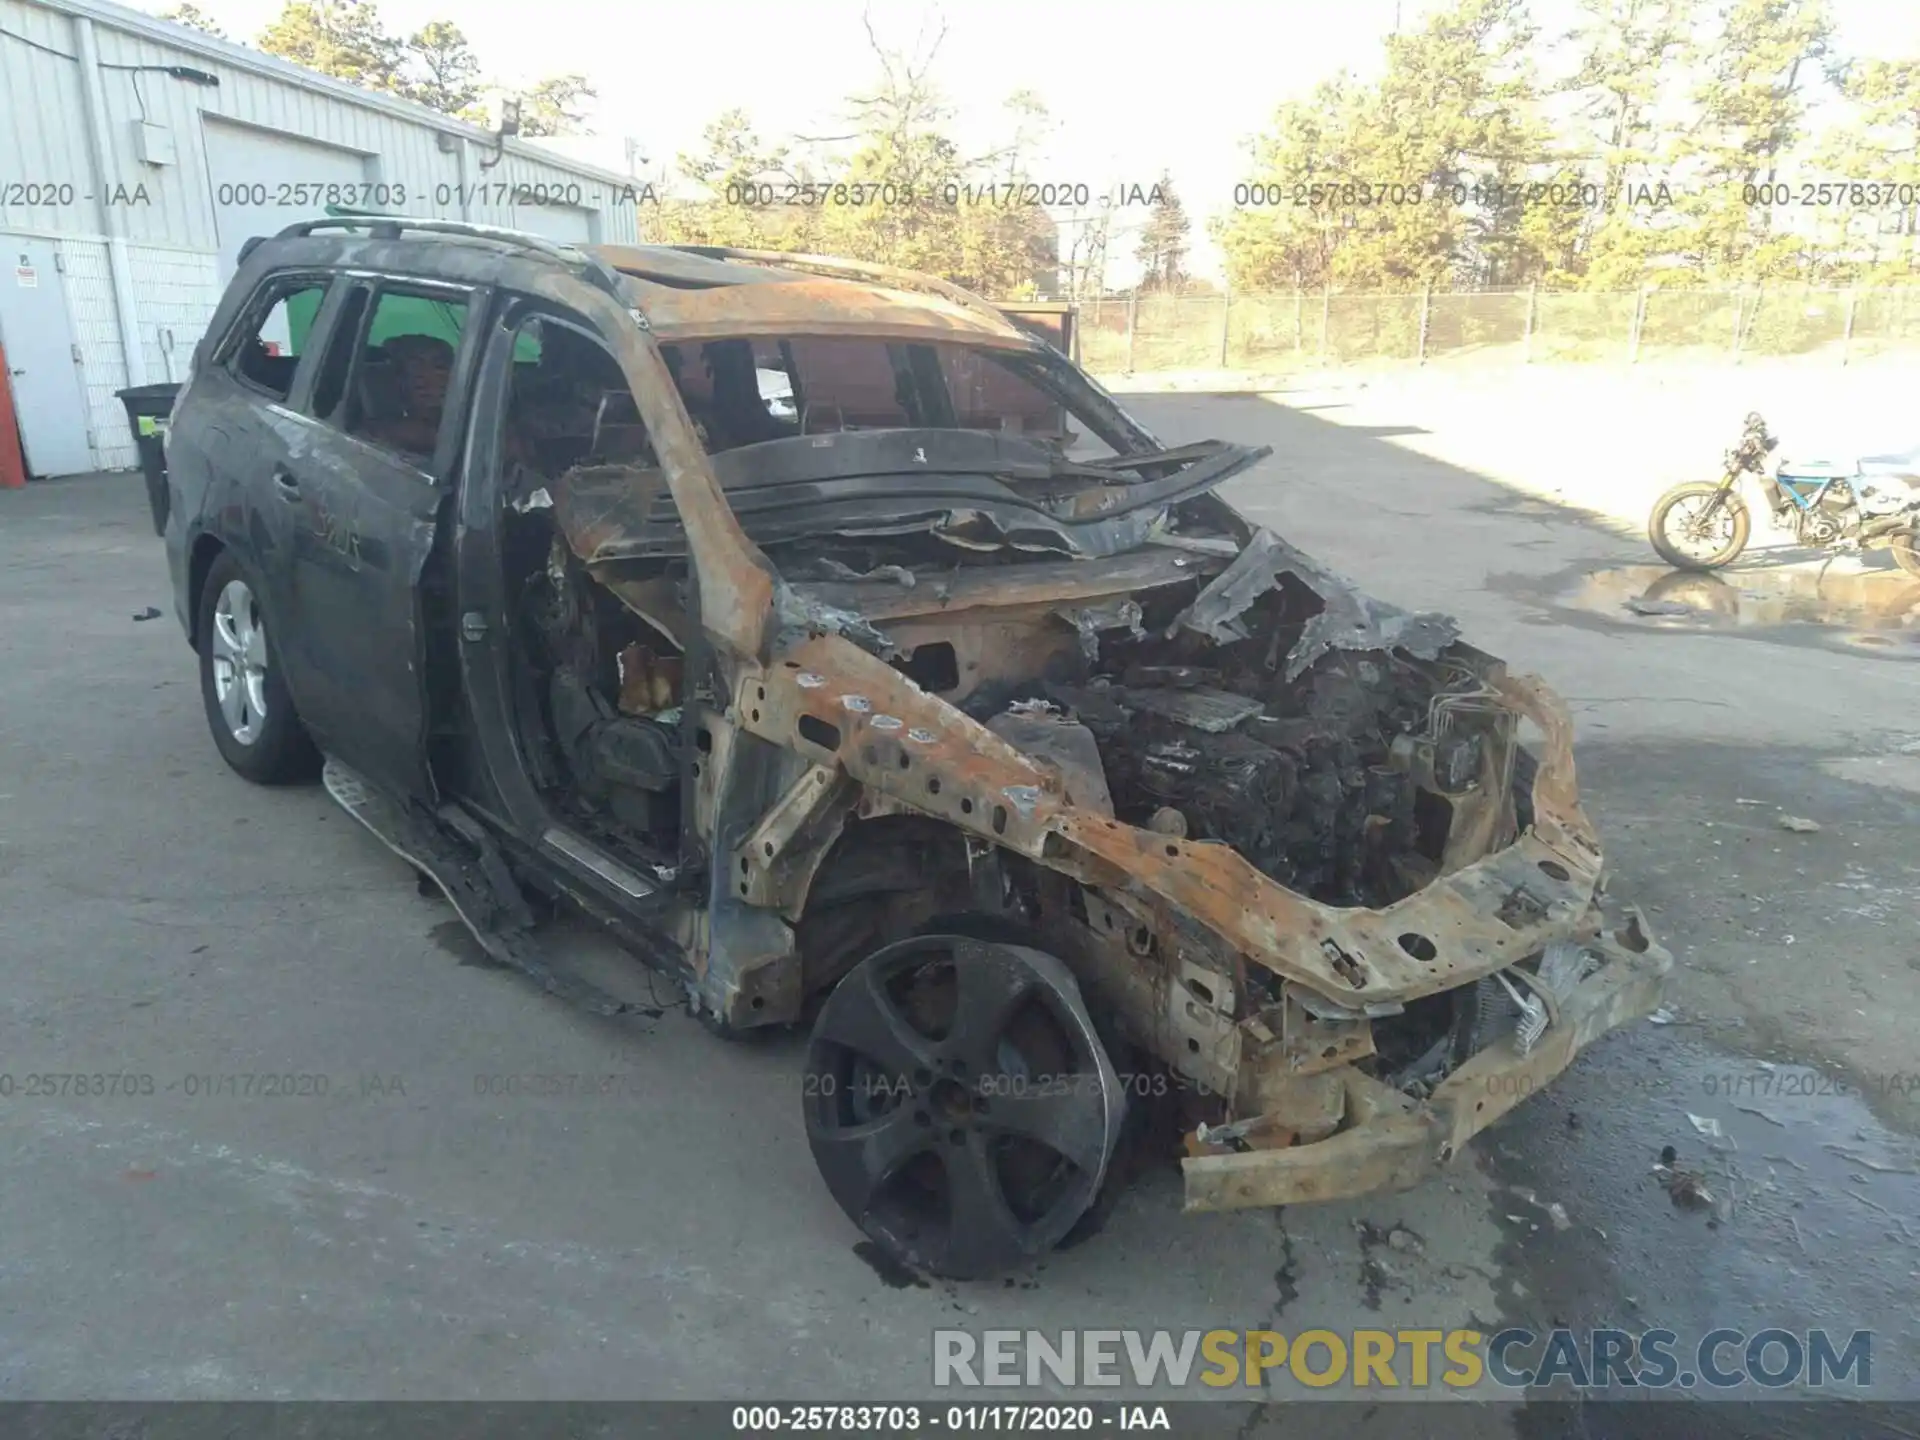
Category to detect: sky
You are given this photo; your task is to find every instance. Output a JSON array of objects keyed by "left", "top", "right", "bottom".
[{"left": 141, "top": 0, "right": 1920, "bottom": 282}]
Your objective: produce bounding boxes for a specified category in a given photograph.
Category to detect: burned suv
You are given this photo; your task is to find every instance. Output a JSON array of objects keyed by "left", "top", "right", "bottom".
[{"left": 164, "top": 218, "right": 1670, "bottom": 1279}]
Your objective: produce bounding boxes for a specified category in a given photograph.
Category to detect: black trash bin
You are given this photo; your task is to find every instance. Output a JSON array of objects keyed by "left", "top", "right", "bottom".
[{"left": 117, "top": 382, "right": 182, "bottom": 536}]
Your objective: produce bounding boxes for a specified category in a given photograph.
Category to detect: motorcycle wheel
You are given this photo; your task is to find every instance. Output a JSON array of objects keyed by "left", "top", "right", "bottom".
[
  {"left": 1649, "top": 483, "right": 1751, "bottom": 571},
  {"left": 1890, "top": 527, "right": 1920, "bottom": 579}
]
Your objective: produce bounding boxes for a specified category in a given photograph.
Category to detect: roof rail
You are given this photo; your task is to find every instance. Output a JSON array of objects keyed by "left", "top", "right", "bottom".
[
  {"left": 278, "top": 213, "right": 585, "bottom": 261},
  {"left": 272, "top": 215, "right": 626, "bottom": 296},
  {"left": 667, "top": 246, "right": 1017, "bottom": 329}
]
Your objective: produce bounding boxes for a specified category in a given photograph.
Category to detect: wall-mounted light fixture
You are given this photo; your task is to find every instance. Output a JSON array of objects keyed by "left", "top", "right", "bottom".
[{"left": 476, "top": 93, "right": 521, "bottom": 171}]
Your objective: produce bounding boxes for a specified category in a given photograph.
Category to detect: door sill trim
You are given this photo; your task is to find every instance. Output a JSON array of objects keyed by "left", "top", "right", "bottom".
[{"left": 541, "top": 826, "right": 657, "bottom": 899}]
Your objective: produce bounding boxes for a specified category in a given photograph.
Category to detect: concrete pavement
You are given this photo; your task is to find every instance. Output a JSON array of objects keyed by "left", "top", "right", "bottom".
[{"left": 2, "top": 381, "right": 1916, "bottom": 1419}]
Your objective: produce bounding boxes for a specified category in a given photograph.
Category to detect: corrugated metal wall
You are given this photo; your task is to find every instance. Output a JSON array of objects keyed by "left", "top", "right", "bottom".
[
  {"left": 0, "top": 0, "right": 94, "bottom": 216},
  {"left": 0, "top": 0, "right": 647, "bottom": 473},
  {"left": 0, "top": 0, "right": 644, "bottom": 247}
]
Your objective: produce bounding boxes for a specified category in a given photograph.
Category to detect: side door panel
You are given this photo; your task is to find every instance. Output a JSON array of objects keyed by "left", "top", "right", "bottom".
[
  {"left": 255, "top": 281, "right": 361, "bottom": 722},
  {"left": 167, "top": 272, "right": 335, "bottom": 719},
  {"left": 278, "top": 278, "right": 486, "bottom": 804}
]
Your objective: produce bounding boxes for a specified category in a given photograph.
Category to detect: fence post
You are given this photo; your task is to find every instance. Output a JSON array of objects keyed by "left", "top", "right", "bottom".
[
  {"left": 1417, "top": 282, "right": 1431, "bottom": 363},
  {"left": 1522, "top": 283, "right": 1537, "bottom": 363},
  {"left": 1840, "top": 286, "right": 1857, "bottom": 367},
  {"left": 1730, "top": 288, "right": 1745, "bottom": 363},
  {"left": 1627, "top": 287, "right": 1647, "bottom": 364},
  {"left": 1293, "top": 288, "right": 1304, "bottom": 354},
  {"left": 1218, "top": 285, "right": 1232, "bottom": 368},
  {"left": 1319, "top": 285, "right": 1331, "bottom": 363},
  {"left": 1124, "top": 290, "right": 1138, "bottom": 375}
]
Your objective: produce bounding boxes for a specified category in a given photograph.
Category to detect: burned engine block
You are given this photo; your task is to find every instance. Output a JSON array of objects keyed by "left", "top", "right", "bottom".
[{"left": 1046, "top": 653, "right": 1493, "bottom": 907}]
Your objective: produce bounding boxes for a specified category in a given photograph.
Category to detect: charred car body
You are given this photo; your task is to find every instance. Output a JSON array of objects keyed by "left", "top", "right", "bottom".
[{"left": 164, "top": 219, "right": 1671, "bottom": 1278}]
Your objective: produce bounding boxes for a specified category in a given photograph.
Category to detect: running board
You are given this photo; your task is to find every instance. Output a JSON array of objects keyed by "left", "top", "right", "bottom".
[{"left": 322, "top": 758, "right": 639, "bottom": 1018}]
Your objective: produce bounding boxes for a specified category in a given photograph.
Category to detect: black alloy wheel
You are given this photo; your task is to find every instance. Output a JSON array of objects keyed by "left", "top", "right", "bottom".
[{"left": 803, "top": 934, "right": 1124, "bottom": 1280}]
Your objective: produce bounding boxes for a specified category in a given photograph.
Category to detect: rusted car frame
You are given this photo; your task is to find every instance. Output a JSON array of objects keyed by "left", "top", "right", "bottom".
[
  {"left": 165, "top": 224, "right": 1670, "bottom": 1280},
  {"left": 546, "top": 244, "right": 1670, "bottom": 1228}
]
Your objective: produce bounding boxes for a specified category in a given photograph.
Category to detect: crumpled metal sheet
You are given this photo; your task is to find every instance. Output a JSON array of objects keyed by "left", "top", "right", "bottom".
[
  {"left": 787, "top": 556, "right": 917, "bottom": 588},
  {"left": 772, "top": 582, "right": 902, "bottom": 660},
  {"left": 1116, "top": 685, "right": 1265, "bottom": 734},
  {"left": 1053, "top": 597, "right": 1145, "bottom": 661},
  {"left": 987, "top": 709, "right": 1115, "bottom": 814},
  {"left": 1170, "top": 527, "right": 1459, "bottom": 680}
]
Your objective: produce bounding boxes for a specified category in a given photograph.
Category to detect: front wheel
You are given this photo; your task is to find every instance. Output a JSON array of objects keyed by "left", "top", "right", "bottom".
[
  {"left": 1649, "top": 483, "right": 1750, "bottom": 571},
  {"left": 802, "top": 934, "right": 1124, "bottom": 1280},
  {"left": 1888, "top": 526, "right": 1920, "bottom": 579}
]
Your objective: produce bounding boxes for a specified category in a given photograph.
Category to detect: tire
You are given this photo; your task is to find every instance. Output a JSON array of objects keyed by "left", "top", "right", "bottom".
[
  {"left": 904, "top": 913, "right": 1137, "bottom": 1252},
  {"left": 1889, "top": 527, "right": 1920, "bottom": 579},
  {"left": 803, "top": 932, "right": 1123, "bottom": 1279},
  {"left": 196, "top": 551, "right": 320, "bottom": 784},
  {"left": 1648, "top": 483, "right": 1750, "bottom": 571}
]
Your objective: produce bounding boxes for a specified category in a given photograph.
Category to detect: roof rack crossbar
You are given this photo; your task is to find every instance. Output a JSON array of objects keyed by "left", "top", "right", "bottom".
[{"left": 666, "top": 246, "right": 1016, "bottom": 328}]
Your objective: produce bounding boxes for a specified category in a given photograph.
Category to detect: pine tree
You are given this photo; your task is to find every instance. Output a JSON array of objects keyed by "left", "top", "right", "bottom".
[
  {"left": 1667, "top": 0, "right": 1836, "bottom": 281},
  {"left": 518, "top": 75, "right": 597, "bottom": 137},
  {"left": 159, "top": 3, "right": 226, "bottom": 39},
  {"left": 1815, "top": 58, "right": 1920, "bottom": 277},
  {"left": 398, "top": 21, "right": 485, "bottom": 122},
  {"left": 255, "top": 0, "right": 595, "bottom": 135},
  {"left": 257, "top": 0, "right": 403, "bottom": 92},
  {"left": 1134, "top": 172, "right": 1191, "bottom": 291},
  {"left": 1558, "top": 0, "right": 1703, "bottom": 286},
  {"left": 1215, "top": 0, "right": 1543, "bottom": 291}
]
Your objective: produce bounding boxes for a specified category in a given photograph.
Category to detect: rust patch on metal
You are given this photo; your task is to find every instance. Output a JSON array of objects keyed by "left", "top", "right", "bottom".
[
  {"left": 738, "top": 629, "right": 1606, "bottom": 1009},
  {"left": 1181, "top": 913, "right": 1672, "bottom": 1210},
  {"left": 516, "top": 268, "right": 776, "bottom": 659},
  {"left": 590, "top": 246, "right": 1032, "bottom": 349}
]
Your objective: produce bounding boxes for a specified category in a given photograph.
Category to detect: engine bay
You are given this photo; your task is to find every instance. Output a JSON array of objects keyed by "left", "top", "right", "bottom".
[
  {"left": 1029, "top": 646, "right": 1514, "bottom": 909},
  {"left": 499, "top": 472, "right": 1522, "bottom": 929}
]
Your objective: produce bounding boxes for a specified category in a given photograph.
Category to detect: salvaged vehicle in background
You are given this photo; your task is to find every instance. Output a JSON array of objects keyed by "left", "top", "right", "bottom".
[
  {"left": 163, "top": 218, "right": 1671, "bottom": 1278},
  {"left": 1648, "top": 411, "right": 1920, "bottom": 575}
]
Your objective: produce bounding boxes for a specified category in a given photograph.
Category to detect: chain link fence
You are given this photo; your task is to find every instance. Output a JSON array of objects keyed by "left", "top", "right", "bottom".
[{"left": 1069, "top": 285, "right": 1920, "bottom": 373}]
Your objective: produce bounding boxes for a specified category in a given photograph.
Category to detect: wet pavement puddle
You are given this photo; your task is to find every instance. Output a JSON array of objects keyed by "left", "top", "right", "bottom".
[
  {"left": 1490, "top": 1026, "right": 1920, "bottom": 1408},
  {"left": 1504, "top": 562, "right": 1920, "bottom": 659}
]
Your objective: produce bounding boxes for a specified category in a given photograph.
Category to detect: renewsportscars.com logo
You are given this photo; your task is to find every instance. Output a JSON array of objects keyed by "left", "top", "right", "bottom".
[{"left": 932, "top": 1327, "right": 1874, "bottom": 1392}]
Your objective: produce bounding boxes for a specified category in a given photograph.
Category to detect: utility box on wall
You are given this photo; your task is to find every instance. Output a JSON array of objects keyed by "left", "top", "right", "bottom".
[{"left": 133, "top": 121, "right": 177, "bottom": 166}]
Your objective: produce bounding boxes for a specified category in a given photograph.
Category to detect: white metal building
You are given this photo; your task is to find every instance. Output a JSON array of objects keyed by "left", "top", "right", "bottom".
[{"left": 0, "top": 0, "right": 645, "bottom": 476}]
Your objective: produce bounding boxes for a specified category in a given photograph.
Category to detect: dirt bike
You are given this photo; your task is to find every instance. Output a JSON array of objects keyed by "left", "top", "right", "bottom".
[{"left": 1648, "top": 412, "right": 1920, "bottom": 576}]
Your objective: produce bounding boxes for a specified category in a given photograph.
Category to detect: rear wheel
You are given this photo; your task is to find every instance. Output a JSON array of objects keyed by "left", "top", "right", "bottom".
[
  {"left": 803, "top": 934, "right": 1124, "bottom": 1279},
  {"left": 196, "top": 552, "right": 319, "bottom": 784},
  {"left": 1889, "top": 526, "right": 1920, "bottom": 579},
  {"left": 1649, "top": 483, "right": 1750, "bottom": 571}
]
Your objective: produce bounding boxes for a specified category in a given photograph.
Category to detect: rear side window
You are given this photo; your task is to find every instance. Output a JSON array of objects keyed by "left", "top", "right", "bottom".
[
  {"left": 225, "top": 279, "right": 328, "bottom": 401},
  {"left": 338, "top": 288, "right": 471, "bottom": 465}
]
